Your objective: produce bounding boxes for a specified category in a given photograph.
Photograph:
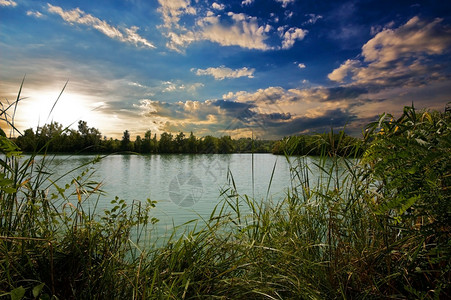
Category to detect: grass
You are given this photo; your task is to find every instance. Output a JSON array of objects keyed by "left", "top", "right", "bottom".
[{"left": 0, "top": 83, "right": 449, "bottom": 299}]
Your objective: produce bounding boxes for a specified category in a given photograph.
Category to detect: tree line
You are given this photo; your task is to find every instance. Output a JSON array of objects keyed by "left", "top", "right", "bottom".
[{"left": 14, "top": 120, "right": 362, "bottom": 156}]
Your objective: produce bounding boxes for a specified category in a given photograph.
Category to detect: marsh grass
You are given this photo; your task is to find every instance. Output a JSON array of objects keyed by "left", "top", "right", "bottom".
[{"left": 1, "top": 82, "right": 449, "bottom": 299}]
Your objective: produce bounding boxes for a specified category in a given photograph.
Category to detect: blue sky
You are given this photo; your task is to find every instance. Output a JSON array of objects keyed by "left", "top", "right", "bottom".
[{"left": 1, "top": 0, "right": 450, "bottom": 139}]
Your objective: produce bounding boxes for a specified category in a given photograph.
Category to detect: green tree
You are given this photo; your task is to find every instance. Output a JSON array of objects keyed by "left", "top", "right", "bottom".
[
  {"left": 186, "top": 132, "right": 198, "bottom": 153},
  {"left": 218, "top": 136, "right": 234, "bottom": 153},
  {"left": 200, "top": 135, "right": 218, "bottom": 153},
  {"left": 121, "top": 130, "right": 133, "bottom": 151},
  {"left": 158, "top": 132, "right": 173, "bottom": 153},
  {"left": 134, "top": 135, "right": 143, "bottom": 153},
  {"left": 174, "top": 132, "right": 186, "bottom": 153},
  {"left": 16, "top": 128, "right": 36, "bottom": 152},
  {"left": 142, "top": 130, "right": 152, "bottom": 153}
]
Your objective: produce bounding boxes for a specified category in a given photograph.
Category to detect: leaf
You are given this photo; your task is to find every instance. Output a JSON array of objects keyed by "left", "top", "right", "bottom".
[
  {"left": 32, "top": 283, "right": 45, "bottom": 298},
  {"left": 10, "top": 286, "right": 26, "bottom": 300}
]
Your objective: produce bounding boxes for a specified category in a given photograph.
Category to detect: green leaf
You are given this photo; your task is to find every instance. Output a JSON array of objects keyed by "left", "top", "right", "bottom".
[
  {"left": 10, "top": 286, "right": 26, "bottom": 300},
  {"left": 32, "top": 283, "right": 45, "bottom": 298}
]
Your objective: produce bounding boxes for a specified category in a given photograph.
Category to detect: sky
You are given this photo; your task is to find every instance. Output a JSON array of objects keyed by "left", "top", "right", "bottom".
[{"left": 1, "top": 0, "right": 450, "bottom": 139}]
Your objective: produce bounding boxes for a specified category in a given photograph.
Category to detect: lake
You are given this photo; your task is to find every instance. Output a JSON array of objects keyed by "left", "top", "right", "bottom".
[{"left": 40, "top": 153, "right": 336, "bottom": 236}]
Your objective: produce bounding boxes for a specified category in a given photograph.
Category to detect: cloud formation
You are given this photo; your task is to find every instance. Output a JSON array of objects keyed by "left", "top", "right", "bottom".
[
  {"left": 304, "top": 14, "right": 323, "bottom": 25},
  {"left": 47, "top": 4, "right": 155, "bottom": 49},
  {"left": 136, "top": 94, "right": 356, "bottom": 138},
  {"left": 298, "top": 63, "right": 306, "bottom": 69},
  {"left": 279, "top": 27, "right": 308, "bottom": 49},
  {"left": 0, "top": 0, "right": 16, "bottom": 7},
  {"left": 329, "top": 17, "right": 451, "bottom": 87},
  {"left": 193, "top": 66, "right": 255, "bottom": 80},
  {"left": 275, "top": 0, "right": 295, "bottom": 8},
  {"left": 157, "top": 1, "right": 308, "bottom": 52},
  {"left": 211, "top": 2, "right": 225, "bottom": 11},
  {"left": 198, "top": 12, "right": 273, "bottom": 50},
  {"left": 241, "top": 0, "right": 254, "bottom": 6},
  {"left": 328, "top": 59, "right": 360, "bottom": 82}
]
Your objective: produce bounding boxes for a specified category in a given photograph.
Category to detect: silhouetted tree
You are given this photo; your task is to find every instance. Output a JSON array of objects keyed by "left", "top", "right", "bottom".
[
  {"left": 159, "top": 132, "right": 173, "bottom": 153},
  {"left": 121, "top": 130, "right": 133, "bottom": 151}
]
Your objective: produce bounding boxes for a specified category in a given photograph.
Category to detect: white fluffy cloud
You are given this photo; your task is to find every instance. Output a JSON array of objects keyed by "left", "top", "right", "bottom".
[
  {"left": 0, "top": 0, "right": 16, "bottom": 7},
  {"left": 47, "top": 4, "right": 155, "bottom": 49},
  {"left": 157, "top": 1, "right": 307, "bottom": 52},
  {"left": 241, "top": 0, "right": 254, "bottom": 6},
  {"left": 198, "top": 12, "right": 273, "bottom": 50},
  {"left": 328, "top": 59, "right": 360, "bottom": 82},
  {"left": 211, "top": 2, "right": 225, "bottom": 10},
  {"left": 362, "top": 17, "right": 450, "bottom": 66},
  {"left": 328, "top": 17, "right": 451, "bottom": 86},
  {"left": 157, "top": 0, "right": 197, "bottom": 51},
  {"left": 193, "top": 66, "right": 255, "bottom": 80},
  {"left": 26, "top": 10, "right": 43, "bottom": 18},
  {"left": 280, "top": 27, "right": 308, "bottom": 49},
  {"left": 157, "top": 0, "right": 196, "bottom": 28}
]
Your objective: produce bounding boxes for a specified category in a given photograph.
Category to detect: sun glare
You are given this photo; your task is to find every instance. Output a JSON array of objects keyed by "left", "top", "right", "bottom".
[{"left": 17, "top": 89, "right": 105, "bottom": 132}]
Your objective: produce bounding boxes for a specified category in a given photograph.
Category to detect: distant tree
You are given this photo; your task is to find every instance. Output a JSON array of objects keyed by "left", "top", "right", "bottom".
[
  {"left": 104, "top": 138, "right": 119, "bottom": 152},
  {"left": 121, "top": 130, "right": 133, "bottom": 151},
  {"left": 142, "top": 130, "right": 152, "bottom": 153},
  {"left": 174, "top": 132, "right": 186, "bottom": 153},
  {"left": 152, "top": 134, "right": 157, "bottom": 153},
  {"left": 78, "top": 120, "right": 89, "bottom": 137},
  {"left": 16, "top": 128, "right": 36, "bottom": 152},
  {"left": 186, "top": 132, "right": 198, "bottom": 153},
  {"left": 218, "top": 136, "right": 234, "bottom": 153},
  {"left": 134, "top": 135, "right": 143, "bottom": 153},
  {"left": 159, "top": 132, "right": 173, "bottom": 153},
  {"left": 200, "top": 135, "right": 218, "bottom": 153}
]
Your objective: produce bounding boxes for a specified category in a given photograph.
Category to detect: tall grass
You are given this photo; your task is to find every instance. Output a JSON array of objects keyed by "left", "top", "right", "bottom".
[{"left": 1, "top": 82, "right": 449, "bottom": 299}]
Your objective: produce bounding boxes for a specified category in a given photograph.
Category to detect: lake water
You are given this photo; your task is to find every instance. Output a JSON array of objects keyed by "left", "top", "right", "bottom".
[{"left": 39, "top": 154, "right": 336, "bottom": 236}]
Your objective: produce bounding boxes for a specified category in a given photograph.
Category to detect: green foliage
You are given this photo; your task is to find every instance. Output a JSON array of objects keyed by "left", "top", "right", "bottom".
[
  {"left": 362, "top": 106, "right": 450, "bottom": 229},
  {"left": 272, "top": 130, "right": 363, "bottom": 157}
]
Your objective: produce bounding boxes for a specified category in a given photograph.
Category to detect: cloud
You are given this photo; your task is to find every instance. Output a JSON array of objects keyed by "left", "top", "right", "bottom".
[
  {"left": 297, "top": 63, "right": 306, "bottom": 69},
  {"left": 161, "top": 81, "right": 204, "bottom": 93},
  {"left": 224, "top": 85, "right": 368, "bottom": 106},
  {"left": 275, "top": 0, "right": 295, "bottom": 8},
  {"left": 304, "top": 14, "right": 322, "bottom": 24},
  {"left": 264, "top": 108, "right": 356, "bottom": 136},
  {"left": 279, "top": 27, "right": 308, "bottom": 49},
  {"left": 198, "top": 12, "right": 273, "bottom": 50},
  {"left": 135, "top": 94, "right": 357, "bottom": 138},
  {"left": 136, "top": 99, "right": 260, "bottom": 136},
  {"left": 241, "top": 0, "right": 254, "bottom": 6},
  {"left": 193, "top": 66, "right": 255, "bottom": 80},
  {"left": 211, "top": 2, "right": 225, "bottom": 11},
  {"left": 157, "top": 2, "right": 307, "bottom": 52},
  {"left": 328, "top": 17, "right": 451, "bottom": 87},
  {"left": 26, "top": 10, "right": 44, "bottom": 18},
  {"left": 362, "top": 17, "right": 451, "bottom": 65},
  {"left": 157, "top": 0, "right": 198, "bottom": 51},
  {"left": 157, "top": 0, "right": 196, "bottom": 28},
  {"left": 47, "top": 4, "right": 155, "bottom": 49},
  {"left": 0, "top": 0, "right": 16, "bottom": 7},
  {"left": 328, "top": 59, "right": 360, "bottom": 82}
]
